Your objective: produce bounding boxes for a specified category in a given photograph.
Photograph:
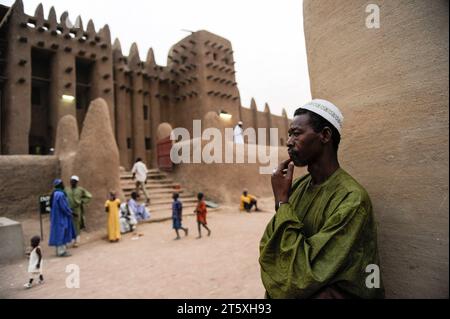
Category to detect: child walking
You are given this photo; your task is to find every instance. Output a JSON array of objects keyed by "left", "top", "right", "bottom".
[
  {"left": 172, "top": 192, "right": 188, "bottom": 240},
  {"left": 105, "top": 191, "right": 121, "bottom": 242},
  {"left": 24, "top": 235, "right": 44, "bottom": 289},
  {"left": 195, "top": 192, "right": 211, "bottom": 238}
]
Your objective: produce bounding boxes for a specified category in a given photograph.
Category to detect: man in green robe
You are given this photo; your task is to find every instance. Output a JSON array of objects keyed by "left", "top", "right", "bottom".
[
  {"left": 259, "top": 99, "right": 384, "bottom": 299},
  {"left": 65, "top": 175, "right": 92, "bottom": 247}
]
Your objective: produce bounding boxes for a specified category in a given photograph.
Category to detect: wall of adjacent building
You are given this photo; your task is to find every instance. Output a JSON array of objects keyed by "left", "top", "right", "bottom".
[
  {"left": 303, "top": 0, "right": 449, "bottom": 298},
  {"left": 0, "top": 155, "right": 60, "bottom": 217}
]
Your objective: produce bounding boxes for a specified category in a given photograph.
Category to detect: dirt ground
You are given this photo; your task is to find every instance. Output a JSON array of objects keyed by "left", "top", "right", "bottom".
[{"left": 0, "top": 199, "right": 275, "bottom": 299}]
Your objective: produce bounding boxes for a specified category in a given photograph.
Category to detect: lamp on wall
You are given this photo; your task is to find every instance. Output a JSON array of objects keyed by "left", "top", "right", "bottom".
[
  {"left": 219, "top": 110, "right": 232, "bottom": 120},
  {"left": 62, "top": 95, "right": 75, "bottom": 103}
]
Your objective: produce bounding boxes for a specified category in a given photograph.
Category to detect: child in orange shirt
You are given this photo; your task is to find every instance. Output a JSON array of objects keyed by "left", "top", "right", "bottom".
[{"left": 194, "top": 192, "right": 211, "bottom": 238}]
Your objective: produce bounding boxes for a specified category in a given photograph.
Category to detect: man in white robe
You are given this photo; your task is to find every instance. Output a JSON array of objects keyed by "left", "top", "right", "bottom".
[{"left": 234, "top": 121, "right": 244, "bottom": 144}]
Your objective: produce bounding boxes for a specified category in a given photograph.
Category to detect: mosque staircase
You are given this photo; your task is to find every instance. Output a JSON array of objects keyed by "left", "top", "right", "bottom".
[{"left": 120, "top": 168, "right": 211, "bottom": 223}]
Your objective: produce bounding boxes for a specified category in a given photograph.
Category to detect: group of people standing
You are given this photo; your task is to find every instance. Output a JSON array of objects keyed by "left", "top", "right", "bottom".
[
  {"left": 47, "top": 158, "right": 153, "bottom": 254},
  {"left": 48, "top": 176, "right": 91, "bottom": 257},
  {"left": 25, "top": 176, "right": 90, "bottom": 288}
]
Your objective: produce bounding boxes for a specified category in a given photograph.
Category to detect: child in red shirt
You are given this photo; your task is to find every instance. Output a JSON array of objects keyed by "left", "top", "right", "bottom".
[{"left": 195, "top": 192, "right": 211, "bottom": 238}]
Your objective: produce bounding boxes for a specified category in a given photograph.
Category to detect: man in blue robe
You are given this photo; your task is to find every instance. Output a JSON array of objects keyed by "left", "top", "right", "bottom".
[{"left": 48, "top": 179, "right": 76, "bottom": 257}]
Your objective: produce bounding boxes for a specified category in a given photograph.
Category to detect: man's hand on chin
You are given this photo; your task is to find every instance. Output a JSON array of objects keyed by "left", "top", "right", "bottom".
[{"left": 271, "top": 159, "right": 294, "bottom": 210}]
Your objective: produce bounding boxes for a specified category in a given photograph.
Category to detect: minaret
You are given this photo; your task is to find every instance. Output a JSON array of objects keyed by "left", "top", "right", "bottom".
[
  {"left": 128, "top": 42, "right": 146, "bottom": 162},
  {"left": 145, "top": 47, "right": 161, "bottom": 167},
  {"left": 112, "top": 38, "right": 130, "bottom": 168}
]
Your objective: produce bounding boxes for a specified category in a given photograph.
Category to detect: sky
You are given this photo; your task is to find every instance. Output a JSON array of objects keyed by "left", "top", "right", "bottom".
[{"left": 2, "top": 0, "right": 311, "bottom": 116}]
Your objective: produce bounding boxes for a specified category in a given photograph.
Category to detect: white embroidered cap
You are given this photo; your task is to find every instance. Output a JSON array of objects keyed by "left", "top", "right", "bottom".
[
  {"left": 299, "top": 99, "right": 344, "bottom": 134},
  {"left": 70, "top": 175, "right": 79, "bottom": 181}
]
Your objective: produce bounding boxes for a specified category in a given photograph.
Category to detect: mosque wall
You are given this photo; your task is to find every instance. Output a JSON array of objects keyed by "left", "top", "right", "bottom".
[
  {"left": 0, "top": 155, "right": 60, "bottom": 217},
  {"left": 0, "top": 1, "right": 290, "bottom": 171},
  {"left": 303, "top": 0, "right": 449, "bottom": 298},
  {"left": 0, "top": 1, "right": 114, "bottom": 156}
]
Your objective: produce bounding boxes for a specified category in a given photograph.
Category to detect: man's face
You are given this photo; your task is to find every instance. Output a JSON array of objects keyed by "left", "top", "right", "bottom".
[
  {"left": 70, "top": 180, "right": 78, "bottom": 188},
  {"left": 287, "top": 114, "right": 323, "bottom": 167}
]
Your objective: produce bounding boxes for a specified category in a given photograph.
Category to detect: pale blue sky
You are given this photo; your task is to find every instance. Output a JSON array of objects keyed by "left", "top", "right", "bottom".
[{"left": 2, "top": 0, "right": 311, "bottom": 116}]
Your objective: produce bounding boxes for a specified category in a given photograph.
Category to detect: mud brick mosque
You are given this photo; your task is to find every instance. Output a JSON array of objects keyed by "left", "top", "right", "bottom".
[
  {"left": 0, "top": 0, "right": 448, "bottom": 298},
  {"left": 0, "top": 0, "right": 290, "bottom": 169}
]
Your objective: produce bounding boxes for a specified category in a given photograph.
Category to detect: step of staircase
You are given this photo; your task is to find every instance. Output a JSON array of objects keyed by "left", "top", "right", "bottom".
[
  {"left": 121, "top": 179, "right": 175, "bottom": 185},
  {"left": 121, "top": 182, "right": 180, "bottom": 189},
  {"left": 120, "top": 171, "right": 168, "bottom": 179}
]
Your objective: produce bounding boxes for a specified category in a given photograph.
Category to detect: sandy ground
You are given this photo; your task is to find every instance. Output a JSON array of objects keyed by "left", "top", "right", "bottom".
[{"left": 0, "top": 199, "right": 275, "bottom": 299}]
